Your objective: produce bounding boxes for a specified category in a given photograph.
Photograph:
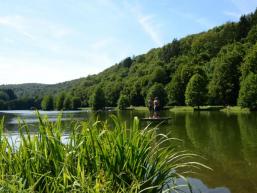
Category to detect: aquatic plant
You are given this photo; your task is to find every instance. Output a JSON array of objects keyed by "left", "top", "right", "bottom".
[{"left": 0, "top": 114, "right": 208, "bottom": 192}]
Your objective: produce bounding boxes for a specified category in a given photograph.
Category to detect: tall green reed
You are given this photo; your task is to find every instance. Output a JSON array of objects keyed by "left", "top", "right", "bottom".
[{"left": 0, "top": 113, "right": 209, "bottom": 192}]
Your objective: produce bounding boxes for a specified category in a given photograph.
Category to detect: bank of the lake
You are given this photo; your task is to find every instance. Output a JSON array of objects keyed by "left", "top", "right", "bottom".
[
  {"left": 169, "top": 106, "right": 251, "bottom": 113},
  {"left": 220, "top": 106, "right": 250, "bottom": 113},
  {"left": 123, "top": 105, "right": 251, "bottom": 113}
]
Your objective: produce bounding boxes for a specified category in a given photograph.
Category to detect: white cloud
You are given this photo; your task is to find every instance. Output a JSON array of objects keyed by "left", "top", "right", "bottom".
[
  {"left": 0, "top": 15, "right": 75, "bottom": 41},
  {"left": 0, "top": 14, "right": 78, "bottom": 59},
  {"left": 125, "top": 1, "right": 163, "bottom": 46},
  {"left": 0, "top": 15, "right": 35, "bottom": 39},
  {"left": 138, "top": 15, "right": 163, "bottom": 46}
]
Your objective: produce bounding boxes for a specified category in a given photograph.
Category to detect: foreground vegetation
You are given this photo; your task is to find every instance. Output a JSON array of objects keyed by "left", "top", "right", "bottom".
[{"left": 0, "top": 114, "right": 207, "bottom": 192}]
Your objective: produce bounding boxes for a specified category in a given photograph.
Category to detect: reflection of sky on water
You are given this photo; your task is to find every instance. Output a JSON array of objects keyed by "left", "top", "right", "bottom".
[
  {"left": 6, "top": 133, "right": 69, "bottom": 150},
  {"left": 8, "top": 117, "right": 72, "bottom": 124},
  {"left": 0, "top": 110, "right": 89, "bottom": 115},
  {"left": 0, "top": 110, "right": 90, "bottom": 124},
  {"left": 0, "top": 110, "right": 92, "bottom": 133},
  {"left": 176, "top": 178, "right": 230, "bottom": 193}
]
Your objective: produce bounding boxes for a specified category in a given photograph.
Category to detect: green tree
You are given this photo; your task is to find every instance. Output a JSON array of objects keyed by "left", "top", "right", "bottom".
[
  {"left": 4, "top": 89, "right": 17, "bottom": 100},
  {"left": 119, "top": 57, "right": 133, "bottom": 68},
  {"left": 146, "top": 83, "right": 167, "bottom": 109},
  {"left": 71, "top": 97, "right": 81, "bottom": 110},
  {"left": 246, "top": 25, "right": 257, "bottom": 44},
  {"left": 191, "top": 30, "right": 222, "bottom": 58},
  {"left": 166, "top": 75, "right": 183, "bottom": 105},
  {"left": 151, "top": 67, "right": 168, "bottom": 84},
  {"left": 185, "top": 74, "right": 207, "bottom": 108},
  {"left": 118, "top": 94, "right": 130, "bottom": 110},
  {"left": 33, "top": 96, "right": 42, "bottom": 109},
  {"left": 0, "top": 100, "right": 6, "bottom": 110},
  {"left": 166, "top": 64, "right": 194, "bottom": 105},
  {"left": 12, "top": 97, "right": 35, "bottom": 110},
  {"left": 129, "top": 83, "right": 145, "bottom": 106},
  {"left": 241, "top": 42, "right": 257, "bottom": 80},
  {"left": 0, "top": 91, "right": 9, "bottom": 101},
  {"left": 55, "top": 93, "right": 65, "bottom": 110},
  {"left": 158, "top": 39, "right": 180, "bottom": 63},
  {"left": 238, "top": 73, "right": 257, "bottom": 110},
  {"left": 90, "top": 87, "right": 106, "bottom": 110},
  {"left": 236, "top": 15, "right": 251, "bottom": 40},
  {"left": 104, "top": 82, "right": 122, "bottom": 107},
  {"left": 219, "top": 22, "right": 238, "bottom": 45},
  {"left": 41, "top": 95, "right": 54, "bottom": 110},
  {"left": 208, "top": 43, "right": 244, "bottom": 105},
  {"left": 63, "top": 96, "right": 72, "bottom": 110}
]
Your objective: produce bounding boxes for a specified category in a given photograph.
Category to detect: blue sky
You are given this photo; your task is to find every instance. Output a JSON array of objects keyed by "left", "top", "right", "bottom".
[{"left": 0, "top": 0, "right": 257, "bottom": 84}]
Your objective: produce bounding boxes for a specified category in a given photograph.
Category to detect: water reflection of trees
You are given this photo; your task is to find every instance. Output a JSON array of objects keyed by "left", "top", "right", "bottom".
[
  {"left": 0, "top": 112, "right": 18, "bottom": 132},
  {"left": 168, "top": 112, "right": 193, "bottom": 148},
  {"left": 184, "top": 111, "right": 257, "bottom": 193},
  {"left": 238, "top": 113, "right": 257, "bottom": 162},
  {"left": 237, "top": 113, "right": 257, "bottom": 193}
]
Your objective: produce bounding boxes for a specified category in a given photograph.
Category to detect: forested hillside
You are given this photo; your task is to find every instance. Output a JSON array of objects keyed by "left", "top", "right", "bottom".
[
  {"left": 0, "top": 80, "right": 84, "bottom": 110},
  {"left": 2, "top": 9, "right": 257, "bottom": 110},
  {"left": 0, "top": 79, "right": 84, "bottom": 98}
]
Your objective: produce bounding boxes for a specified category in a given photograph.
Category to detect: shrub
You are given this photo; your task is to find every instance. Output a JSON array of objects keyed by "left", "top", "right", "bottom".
[
  {"left": 71, "top": 97, "right": 81, "bottom": 110},
  {"left": 63, "top": 96, "right": 72, "bottom": 110},
  {"left": 90, "top": 87, "right": 106, "bottom": 110},
  {"left": 55, "top": 93, "right": 65, "bottom": 110},
  {"left": 41, "top": 95, "right": 54, "bottom": 110},
  {"left": 185, "top": 74, "right": 207, "bottom": 108},
  {"left": 117, "top": 94, "right": 130, "bottom": 110}
]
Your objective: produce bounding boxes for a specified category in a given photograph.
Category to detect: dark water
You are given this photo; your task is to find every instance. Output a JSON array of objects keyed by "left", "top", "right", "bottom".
[{"left": 0, "top": 110, "right": 257, "bottom": 193}]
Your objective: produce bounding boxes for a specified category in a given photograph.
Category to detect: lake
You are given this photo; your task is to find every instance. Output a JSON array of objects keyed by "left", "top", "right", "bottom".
[{"left": 0, "top": 110, "right": 256, "bottom": 193}]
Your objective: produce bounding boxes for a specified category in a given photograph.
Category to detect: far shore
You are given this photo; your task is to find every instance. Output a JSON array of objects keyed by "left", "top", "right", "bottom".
[
  {"left": 120, "top": 106, "right": 252, "bottom": 113},
  {"left": 2, "top": 106, "right": 251, "bottom": 113}
]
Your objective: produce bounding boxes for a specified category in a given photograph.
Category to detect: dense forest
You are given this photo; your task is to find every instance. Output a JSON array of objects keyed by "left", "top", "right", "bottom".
[{"left": 2, "top": 9, "right": 257, "bottom": 110}]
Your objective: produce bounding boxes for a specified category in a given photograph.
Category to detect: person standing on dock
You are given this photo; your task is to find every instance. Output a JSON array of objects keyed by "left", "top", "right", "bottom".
[
  {"left": 153, "top": 97, "right": 160, "bottom": 118},
  {"left": 148, "top": 97, "right": 154, "bottom": 118}
]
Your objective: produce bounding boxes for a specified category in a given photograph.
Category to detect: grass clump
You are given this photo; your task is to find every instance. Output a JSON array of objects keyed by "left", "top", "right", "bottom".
[
  {"left": 220, "top": 106, "right": 250, "bottom": 113},
  {"left": 0, "top": 113, "right": 207, "bottom": 192},
  {"left": 170, "top": 106, "right": 194, "bottom": 112}
]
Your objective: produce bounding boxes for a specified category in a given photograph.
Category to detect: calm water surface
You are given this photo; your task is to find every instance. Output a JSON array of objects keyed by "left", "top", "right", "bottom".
[{"left": 0, "top": 110, "right": 256, "bottom": 193}]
